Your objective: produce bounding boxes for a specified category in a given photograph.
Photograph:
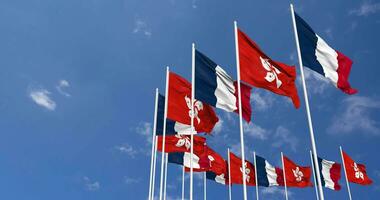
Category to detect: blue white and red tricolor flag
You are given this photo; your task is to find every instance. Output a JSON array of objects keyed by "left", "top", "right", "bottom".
[
  {"left": 317, "top": 157, "right": 342, "bottom": 190},
  {"left": 294, "top": 12, "right": 357, "bottom": 94},
  {"left": 168, "top": 152, "right": 209, "bottom": 170},
  {"left": 195, "top": 50, "right": 252, "bottom": 122},
  {"left": 255, "top": 155, "right": 284, "bottom": 187}
]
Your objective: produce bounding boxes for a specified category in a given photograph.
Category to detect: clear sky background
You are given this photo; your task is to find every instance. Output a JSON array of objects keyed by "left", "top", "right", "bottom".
[{"left": 0, "top": 0, "right": 379, "bottom": 199}]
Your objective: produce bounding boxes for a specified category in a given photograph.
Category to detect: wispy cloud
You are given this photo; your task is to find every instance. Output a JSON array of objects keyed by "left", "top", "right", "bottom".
[
  {"left": 272, "top": 126, "right": 298, "bottom": 152},
  {"left": 29, "top": 88, "right": 56, "bottom": 111},
  {"left": 250, "top": 91, "right": 275, "bottom": 111},
  {"left": 261, "top": 187, "right": 293, "bottom": 197},
  {"left": 328, "top": 96, "right": 380, "bottom": 135},
  {"left": 136, "top": 122, "right": 153, "bottom": 144},
  {"left": 114, "top": 143, "right": 138, "bottom": 158},
  {"left": 244, "top": 122, "right": 269, "bottom": 140},
  {"left": 213, "top": 119, "right": 224, "bottom": 135},
  {"left": 299, "top": 67, "right": 330, "bottom": 95},
  {"left": 133, "top": 19, "right": 152, "bottom": 37},
  {"left": 191, "top": 0, "right": 198, "bottom": 9},
  {"left": 350, "top": 1, "right": 380, "bottom": 16},
  {"left": 124, "top": 177, "right": 141, "bottom": 184},
  {"left": 83, "top": 176, "right": 100, "bottom": 191},
  {"left": 56, "top": 79, "right": 71, "bottom": 97}
]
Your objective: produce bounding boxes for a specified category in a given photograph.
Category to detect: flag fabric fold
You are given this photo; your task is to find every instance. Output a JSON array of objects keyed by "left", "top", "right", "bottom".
[
  {"left": 157, "top": 135, "right": 206, "bottom": 153},
  {"left": 294, "top": 12, "right": 357, "bottom": 95},
  {"left": 342, "top": 151, "right": 373, "bottom": 185},
  {"left": 229, "top": 152, "right": 256, "bottom": 186},
  {"left": 195, "top": 50, "right": 252, "bottom": 122},
  {"left": 283, "top": 156, "right": 312, "bottom": 187},
  {"left": 316, "top": 157, "right": 342, "bottom": 190},
  {"left": 168, "top": 152, "right": 209, "bottom": 170},
  {"left": 207, "top": 171, "right": 228, "bottom": 185},
  {"left": 238, "top": 28, "right": 301, "bottom": 108},
  {"left": 168, "top": 72, "right": 219, "bottom": 134}
]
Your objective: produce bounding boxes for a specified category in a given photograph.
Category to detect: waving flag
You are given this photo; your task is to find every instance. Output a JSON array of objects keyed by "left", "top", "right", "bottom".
[
  {"left": 156, "top": 94, "right": 193, "bottom": 135},
  {"left": 157, "top": 135, "right": 206, "bottom": 153},
  {"left": 195, "top": 50, "right": 252, "bottom": 122},
  {"left": 342, "top": 151, "right": 372, "bottom": 185},
  {"left": 207, "top": 171, "right": 228, "bottom": 185},
  {"left": 229, "top": 152, "right": 256, "bottom": 186},
  {"left": 168, "top": 72, "right": 219, "bottom": 133},
  {"left": 168, "top": 152, "right": 209, "bottom": 170},
  {"left": 238, "top": 29, "right": 300, "bottom": 108},
  {"left": 185, "top": 146, "right": 227, "bottom": 174},
  {"left": 294, "top": 13, "right": 357, "bottom": 94},
  {"left": 317, "top": 157, "right": 341, "bottom": 190},
  {"left": 255, "top": 155, "right": 284, "bottom": 187},
  {"left": 283, "top": 156, "right": 312, "bottom": 187}
]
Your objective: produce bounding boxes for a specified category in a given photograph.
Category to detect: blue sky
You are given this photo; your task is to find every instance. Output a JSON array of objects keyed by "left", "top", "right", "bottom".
[{"left": 0, "top": 0, "right": 379, "bottom": 199}]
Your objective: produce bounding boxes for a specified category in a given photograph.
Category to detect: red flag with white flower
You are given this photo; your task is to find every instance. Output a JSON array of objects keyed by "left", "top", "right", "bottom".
[
  {"left": 283, "top": 155, "right": 312, "bottom": 187},
  {"left": 342, "top": 150, "right": 373, "bottom": 185},
  {"left": 168, "top": 72, "right": 219, "bottom": 133},
  {"left": 185, "top": 146, "right": 227, "bottom": 175},
  {"left": 229, "top": 152, "right": 256, "bottom": 186},
  {"left": 157, "top": 135, "right": 206, "bottom": 153},
  {"left": 238, "top": 29, "right": 300, "bottom": 108}
]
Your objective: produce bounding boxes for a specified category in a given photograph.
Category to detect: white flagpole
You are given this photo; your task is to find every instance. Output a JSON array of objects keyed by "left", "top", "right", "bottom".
[
  {"left": 281, "top": 152, "right": 289, "bottom": 200},
  {"left": 148, "top": 88, "right": 159, "bottom": 200},
  {"left": 164, "top": 153, "right": 168, "bottom": 200},
  {"left": 204, "top": 172, "right": 207, "bottom": 200},
  {"left": 190, "top": 42, "right": 195, "bottom": 200},
  {"left": 152, "top": 136, "right": 158, "bottom": 200},
  {"left": 233, "top": 20, "right": 248, "bottom": 200},
  {"left": 228, "top": 148, "right": 232, "bottom": 200},
  {"left": 253, "top": 152, "right": 259, "bottom": 200},
  {"left": 159, "top": 67, "right": 170, "bottom": 200},
  {"left": 340, "top": 146, "right": 353, "bottom": 200},
  {"left": 309, "top": 150, "right": 320, "bottom": 200},
  {"left": 182, "top": 166, "right": 185, "bottom": 200},
  {"left": 289, "top": 4, "right": 325, "bottom": 200}
]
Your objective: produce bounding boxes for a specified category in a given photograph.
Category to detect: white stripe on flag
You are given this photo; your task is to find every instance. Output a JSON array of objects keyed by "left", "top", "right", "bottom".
[
  {"left": 174, "top": 122, "right": 197, "bottom": 135},
  {"left": 321, "top": 159, "right": 336, "bottom": 190},
  {"left": 183, "top": 152, "right": 201, "bottom": 169},
  {"left": 315, "top": 34, "right": 339, "bottom": 87},
  {"left": 265, "top": 160, "right": 279, "bottom": 186},
  {"left": 215, "top": 66, "right": 237, "bottom": 112}
]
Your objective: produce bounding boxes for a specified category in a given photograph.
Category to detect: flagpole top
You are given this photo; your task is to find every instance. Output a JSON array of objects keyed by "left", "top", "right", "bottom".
[
  {"left": 166, "top": 66, "right": 169, "bottom": 71},
  {"left": 155, "top": 88, "right": 158, "bottom": 92}
]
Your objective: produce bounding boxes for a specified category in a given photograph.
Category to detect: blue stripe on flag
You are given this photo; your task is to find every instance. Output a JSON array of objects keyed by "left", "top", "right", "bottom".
[
  {"left": 168, "top": 152, "right": 184, "bottom": 166},
  {"left": 317, "top": 157, "right": 326, "bottom": 187},
  {"left": 206, "top": 171, "right": 217, "bottom": 181},
  {"left": 195, "top": 50, "right": 218, "bottom": 107},
  {"left": 295, "top": 12, "right": 325, "bottom": 76},
  {"left": 156, "top": 94, "right": 176, "bottom": 135},
  {"left": 256, "top": 155, "right": 270, "bottom": 187}
]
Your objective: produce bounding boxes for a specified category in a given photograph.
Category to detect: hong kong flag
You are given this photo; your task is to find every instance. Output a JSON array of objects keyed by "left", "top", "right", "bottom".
[
  {"left": 168, "top": 72, "right": 219, "bottom": 133},
  {"left": 342, "top": 150, "right": 373, "bottom": 185},
  {"left": 229, "top": 152, "right": 256, "bottom": 186},
  {"left": 157, "top": 135, "right": 206, "bottom": 153},
  {"left": 186, "top": 146, "right": 227, "bottom": 175},
  {"left": 283, "top": 155, "right": 312, "bottom": 187},
  {"left": 238, "top": 29, "right": 300, "bottom": 108}
]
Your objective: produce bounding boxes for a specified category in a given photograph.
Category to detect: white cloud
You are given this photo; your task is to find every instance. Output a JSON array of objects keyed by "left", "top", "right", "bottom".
[
  {"left": 29, "top": 88, "right": 56, "bottom": 111},
  {"left": 350, "top": 1, "right": 380, "bottom": 16},
  {"left": 115, "top": 143, "right": 138, "bottom": 158},
  {"left": 213, "top": 119, "right": 223, "bottom": 135},
  {"left": 250, "top": 91, "right": 275, "bottom": 111},
  {"left": 272, "top": 126, "right": 298, "bottom": 152},
  {"left": 136, "top": 122, "right": 153, "bottom": 144},
  {"left": 299, "top": 67, "right": 330, "bottom": 95},
  {"left": 83, "top": 176, "right": 100, "bottom": 191},
  {"left": 124, "top": 177, "right": 141, "bottom": 184},
  {"left": 56, "top": 79, "right": 71, "bottom": 97},
  {"left": 324, "top": 28, "right": 333, "bottom": 39},
  {"left": 261, "top": 187, "right": 293, "bottom": 197},
  {"left": 244, "top": 122, "right": 269, "bottom": 140},
  {"left": 133, "top": 19, "right": 152, "bottom": 37},
  {"left": 328, "top": 96, "right": 380, "bottom": 135}
]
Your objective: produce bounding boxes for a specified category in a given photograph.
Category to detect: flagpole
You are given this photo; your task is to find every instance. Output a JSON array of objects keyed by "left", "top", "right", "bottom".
[
  {"left": 204, "top": 172, "right": 207, "bottom": 200},
  {"left": 234, "top": 20, "right": 248, "bottom": 200},
  {"left": 290, "top": 4, "right": 325, "bottom": 200},
  {"left": 228, "top": 148, "right": 232, "bottom": 200},
  {"left": 281, "top": 152, "right": 288, "bottom": 200},
  {"left": 182, "top": 166, "right": 185, "bottom": 200},
  {"left": 253, "top": 152, "right": 259, "bottom": 200},
  {"left": 164, "top": 153, "right": 168, "bottom": 200},
  {"left": 309, "top": 150, "right": 320, "bottom": 200},
  {"left": 190, "top": 42, "right": 195, "bottom": 200},
  {"left": 152, "top": 136, "right": 158, "bottom": 200},
  {"left": 148, "top": 88, "right": 159, "bottom": 200},
  {"left": 159, "top": 67, "right": 170, "bottom": 200},
  {"left": 340, "top": 146, "right": 353, "bottom": 200}
]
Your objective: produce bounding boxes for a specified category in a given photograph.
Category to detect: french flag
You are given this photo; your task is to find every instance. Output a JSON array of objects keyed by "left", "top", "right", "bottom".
[
  {"left": 168, "top": 152, "right": 209, "bottom": 170},
  {"left": 255, "top": 155, "right": 284, "bottom": 187},
  {"left": 295, "top": 12, "right": 357, "bottom": 95},
  {"left": 195, "top": 50, "right": 252, "bottom": 122},
  {"left": 317, "top": 157, "right": 342, "bottom": 191},
  {"left": 156, "top": 94, "right": 195, "bottom": 135},
  {"left": 206, "top": 171, "right": 228, "bottom": 185}
]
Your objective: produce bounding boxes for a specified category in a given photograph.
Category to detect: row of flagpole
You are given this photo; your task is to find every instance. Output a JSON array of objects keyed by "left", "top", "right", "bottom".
[{"left": 146, "top": 3, "right": 360, "bottom": 200}]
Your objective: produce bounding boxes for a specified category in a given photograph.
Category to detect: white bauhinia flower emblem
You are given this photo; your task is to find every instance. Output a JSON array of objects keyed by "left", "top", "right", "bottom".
[
  {"left": 240, "top": 162, "right": 251, "bottom": 182},
  {"left": 260, "top": 56, "right": 282, "bottom": 88},
  {"left": 175, "top": 135, "right": 191, "bottom": 150},
  {"left": 292, "top": 167, "right": 304, "bottom": 182},
  {"left": 208, "top": 155, "right": 215, "bottom": 167},
  {"left": 185, "top": 95, "right": 204, "bottom": 124},
  {"left": 353, "top": 163, "right": 364, "bottom": 180}
]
